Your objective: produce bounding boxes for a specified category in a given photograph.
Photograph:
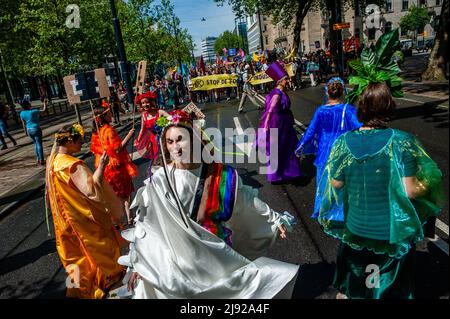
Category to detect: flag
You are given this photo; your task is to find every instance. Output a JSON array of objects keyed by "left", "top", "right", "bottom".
[
  {"left": 198, "top": 56, "right": 206, "bottom": 73},
  {"left": 222, "top": 47, "right": 228, "bottom": 56}
]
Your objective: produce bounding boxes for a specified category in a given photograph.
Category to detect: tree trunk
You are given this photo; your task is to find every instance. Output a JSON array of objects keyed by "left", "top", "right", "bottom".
[
  {"left": 292, "top": 2, "right": 312, "bottom": 56},
  {"left": 422, "top": 0, "right": 449, "bottom": 81}
]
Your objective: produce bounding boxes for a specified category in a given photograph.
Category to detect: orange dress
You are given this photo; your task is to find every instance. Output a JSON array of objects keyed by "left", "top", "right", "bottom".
[
  {"left": 47, "top": 153, "right": 125, "bottom": 299},
  {"left": 90, "top": 124, "right": 138, "bottom": 198}
]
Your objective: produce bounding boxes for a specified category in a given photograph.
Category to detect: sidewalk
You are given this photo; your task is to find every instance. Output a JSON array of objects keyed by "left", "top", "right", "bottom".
[{"left": 0, "top": 108, "right": 136, "bottom": 220}]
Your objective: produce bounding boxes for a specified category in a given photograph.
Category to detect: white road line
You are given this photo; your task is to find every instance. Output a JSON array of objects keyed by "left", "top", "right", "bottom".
[
  {"left": 398, "top": 97, "right": 425, "bottom": 104},
  {"left": 233, "top": 117, "right": 244, "bottom": 135},
  {"left": 436, "top": 218, "right": 449, "bottom": 236},
  {"left": 294, "top": 118, "right": 308, "bottom": 131},
  {"left": 437, "top": 103, "right": 449, "bottom": 110},
  {"left": 428, "top": 235, "right": 449, "bottom": 255}
]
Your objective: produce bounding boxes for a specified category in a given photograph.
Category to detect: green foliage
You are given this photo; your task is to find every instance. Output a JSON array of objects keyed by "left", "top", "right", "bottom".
[
  {"left": 400, "top": 5, "right": 431, "bottom": 34},
  {"left": 0, "top": 0, "right": 194, "bottom": 80},
  {"left": 214, "top": 31, "right": 244, "bottom": 55},
  {"left": 347, "top": 29, "right": 403, "bottom": 104}
]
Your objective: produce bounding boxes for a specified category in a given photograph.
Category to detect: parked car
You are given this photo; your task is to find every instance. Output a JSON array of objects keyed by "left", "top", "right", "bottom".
[{"left": 400, "top": 39, "right": 413, "bottom": 57}]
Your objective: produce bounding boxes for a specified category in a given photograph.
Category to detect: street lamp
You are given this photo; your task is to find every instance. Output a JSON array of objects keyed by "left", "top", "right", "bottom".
[{"left": 109, "top": 0, "right": 134, "bottom": 104}]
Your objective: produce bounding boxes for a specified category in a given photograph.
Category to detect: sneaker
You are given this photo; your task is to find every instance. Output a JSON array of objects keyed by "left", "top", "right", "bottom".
[{"left": 226, "top": 97, "right": 231, "bottom": 101}]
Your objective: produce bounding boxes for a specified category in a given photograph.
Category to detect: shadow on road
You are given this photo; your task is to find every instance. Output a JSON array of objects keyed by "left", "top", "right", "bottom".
[
  {"left": 292, "top": 261, "right": 336, "bottom": 299},
  {"left": 0, "top": 239, "right": 56, "bottom": 277},
  {"left": 394, "top": 99, "right": 449, "bottom": 129},
  {"left": 414, "top": 243, "right": 449, "bottom": 299}
]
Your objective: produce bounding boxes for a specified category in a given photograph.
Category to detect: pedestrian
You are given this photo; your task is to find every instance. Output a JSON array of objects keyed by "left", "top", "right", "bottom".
[
  {"left": 255, "top": 61, "right": 302, "bottom": 184},
  {"left": 19, "top": 100, "right": 46, "bottom": 165},
  {"left": 319, "top": 82, "right": 445, "bottom": 299},
  {"left": 295, "top": 77, "right": 361, "bottom": 218},
  {"left": 307, "top": 55, "right": 319, "bottom": 87},
  {"left": 0, "top": 102, "right": 17, "bottom": 150},
  {"left": 119, "top": 110, "right": 299, "bottom": 298},
  {"left": 134, "top": 91, "right": 170, "bottom": 177},
  {"left": 90, "top": 105, "right": 138, "bottom": 226},
  {"left": 166, "top": 78, "right": 177, "bottom": 109},
  {"left": 46, "top": 123, "right": 125, "bottom": 299}
]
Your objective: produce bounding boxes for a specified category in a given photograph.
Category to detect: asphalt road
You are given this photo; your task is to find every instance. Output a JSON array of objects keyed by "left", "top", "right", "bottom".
[{"left": 0, "top": 85, "right": 448, "bottom": 299}]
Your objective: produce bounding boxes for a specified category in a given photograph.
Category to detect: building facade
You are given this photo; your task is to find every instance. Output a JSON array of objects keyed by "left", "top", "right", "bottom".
[
  {"left": 201, "top": 37, "right": 217, "bottom": 64},
  {"left": 263, "top": 0, "right": 442, "bottom": 56}
]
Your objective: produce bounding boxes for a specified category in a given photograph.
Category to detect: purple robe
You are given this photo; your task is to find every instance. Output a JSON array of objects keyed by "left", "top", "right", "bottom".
[{"left": 256, "top": 88, "right": 301, "bottom": 182}]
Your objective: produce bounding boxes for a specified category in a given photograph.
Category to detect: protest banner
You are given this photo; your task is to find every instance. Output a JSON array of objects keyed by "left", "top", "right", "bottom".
[
  {"left": 249, "top": 71, "right": 273, "bottom": 86},
  {"left": 285, "top": 63, "right": 295, "bottom": 77},
  {"left": 191, "top": 74, "right": 238, "bottom": 91}
]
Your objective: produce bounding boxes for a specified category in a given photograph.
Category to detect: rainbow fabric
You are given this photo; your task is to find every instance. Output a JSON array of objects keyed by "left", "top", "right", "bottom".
[{"left": 201, "top": 163, "right": 237, "bottom": 246}]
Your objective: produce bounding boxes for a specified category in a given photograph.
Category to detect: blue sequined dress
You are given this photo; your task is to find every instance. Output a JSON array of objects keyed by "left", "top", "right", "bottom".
[{"left": 295, "top": 103, "right": 361, "bottom": 218}]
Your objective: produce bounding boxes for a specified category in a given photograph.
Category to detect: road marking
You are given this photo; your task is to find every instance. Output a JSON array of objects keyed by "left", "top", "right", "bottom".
[
  {"left": 436, "top": 218, "right": 449, "bottom": 236},
  {"left": 428, "top": 235, "right": 449, "bottom": 255},
  {"left": 233, "top": 117, "right": 244, "bottom": 135},
  {"left": 398, "top": 97, "right": 425, "bottom": 104},
  {"left": 437, "top": 103, "right": 449, "bottom": 110},
  {"left": 294, "top": 118, "right": 308, "bottom": 131}
]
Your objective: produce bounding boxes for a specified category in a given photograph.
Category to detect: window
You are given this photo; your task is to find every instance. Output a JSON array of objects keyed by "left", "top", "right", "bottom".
[
  {"left": 369, "top": 28, "right": 376, "bottom": 40},
  {"left": 419, "top": 0, "right": 427, "bottom": 6},
  {"left": 264, "top": 24, "right": 267, "bottom": 32},
  {"left": 265, "top": 36, "right": 269, "bottom": 45},
  {"left": 436, "top": 0, "right": 441, "bottom": 5},
  {"left": 402, "top": 0, "right": 409, "bottom": 11},
  {"left": 386, "top": 0, "right": 393, "bottom": 12},
  {"left": 385, "top": 22, "right": 392, "bottom": 33}
]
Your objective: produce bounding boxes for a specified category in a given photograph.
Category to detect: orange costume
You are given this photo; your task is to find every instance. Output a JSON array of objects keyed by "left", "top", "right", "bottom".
[
  {"left": 46, "top": 153, "right": 125, "bottom": 298},
  {"left": 90, "top": 124, "right": 138, "bottom": 198}
]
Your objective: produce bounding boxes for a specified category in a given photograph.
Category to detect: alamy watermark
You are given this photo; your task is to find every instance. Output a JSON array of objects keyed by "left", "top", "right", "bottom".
[
  {"left": 65, "top": 4, "right": 80, "bottom": 29},
  {"left": 365, "top": 264, "right": 381, "bottom": 289},
  {"left": 65, "top": 264, "right": 80, "bottom": 289}
]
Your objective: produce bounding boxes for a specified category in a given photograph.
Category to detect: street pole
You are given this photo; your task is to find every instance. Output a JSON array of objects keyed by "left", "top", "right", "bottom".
[
  {"left": 109, "top": 0, "right": 134, "bottom": 105},
  {"left": 173, "top": 16, "right": 182, "bottom": 73},
  {"left": 257, "top": 10, "right": 265, "bottom": 51},
  {"left": 335, "top": 0, "right": 345, "bottom": 79}
]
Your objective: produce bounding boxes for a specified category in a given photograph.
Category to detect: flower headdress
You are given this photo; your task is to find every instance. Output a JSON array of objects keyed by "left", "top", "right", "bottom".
[
  {"left": 135, "top": 91, "right": 157, "bottom": 105},
  {"left": 54, "top": 123, "right": 85, "bottom": 142},
  {"left": 153, "top": 109, "right": 204, "bottom": 137},
  {"left": 346, "top": 29, "right": 403, "bottom": 104}
]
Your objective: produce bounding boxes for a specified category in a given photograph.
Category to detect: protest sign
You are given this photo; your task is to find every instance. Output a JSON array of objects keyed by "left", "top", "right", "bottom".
[
  {"left": 182, "top": 102, "right": 205, "bottom": 119},
  {"left": 63, "top": 68, "right": 110, "bottom": 105}
]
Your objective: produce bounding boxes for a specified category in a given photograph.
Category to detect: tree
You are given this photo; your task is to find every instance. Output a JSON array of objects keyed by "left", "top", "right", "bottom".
[
  {"left": 399, "top": 5, "right": 431, "bottom": 40},
  {"left": 214, "top": 31, "right": 245, "bottom": 54},
  {"left": 422, "top": 0, "right": 448, "bottom": 81}
]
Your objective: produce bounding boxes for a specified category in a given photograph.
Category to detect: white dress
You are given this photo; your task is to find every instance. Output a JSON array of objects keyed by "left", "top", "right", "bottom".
[{"left": 118, "top": 165, "right": 299, "bottom": 299}]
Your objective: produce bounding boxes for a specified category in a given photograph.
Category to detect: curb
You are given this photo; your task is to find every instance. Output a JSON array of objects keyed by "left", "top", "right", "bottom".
[{"left": 0, "top": 121, "right": 134, "bottom": 221}]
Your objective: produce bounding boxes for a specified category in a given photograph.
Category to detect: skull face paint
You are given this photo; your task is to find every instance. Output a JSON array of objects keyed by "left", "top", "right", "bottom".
[{"left": 165, "top": 126, "right": 192, "bottom": 164}]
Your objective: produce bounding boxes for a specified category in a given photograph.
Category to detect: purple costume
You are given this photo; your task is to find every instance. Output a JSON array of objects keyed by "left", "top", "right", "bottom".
[{"left": 257, "top": 87, "right": 302, "bottom": 182}]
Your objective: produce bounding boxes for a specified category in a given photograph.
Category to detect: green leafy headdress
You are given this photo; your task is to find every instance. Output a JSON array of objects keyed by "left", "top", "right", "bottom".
[{"left": 346, "top": 29, "right": 403, "bottom": 104}]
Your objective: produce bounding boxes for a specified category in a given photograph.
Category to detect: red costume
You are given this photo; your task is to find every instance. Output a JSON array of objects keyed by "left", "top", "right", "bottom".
[
  {"left": 90, "top": 124, "right": 138, "bottom": 198},
  {"left": 134, "top": 91, "right": 160, "bottom": 160}
]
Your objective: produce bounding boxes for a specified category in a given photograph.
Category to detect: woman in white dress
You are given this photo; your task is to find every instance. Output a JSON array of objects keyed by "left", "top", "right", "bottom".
[{"left": 118, "top": 110, "right": 300, "bottom": 299}]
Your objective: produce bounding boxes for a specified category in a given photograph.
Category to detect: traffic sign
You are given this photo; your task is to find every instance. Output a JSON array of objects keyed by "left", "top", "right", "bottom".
[{"left": 333, "top": 22, "right": 351, "bottom": 30}]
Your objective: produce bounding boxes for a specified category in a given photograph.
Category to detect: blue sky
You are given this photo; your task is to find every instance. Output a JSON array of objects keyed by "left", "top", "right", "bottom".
[{"left": 169, "top": 0, "right": 237, "bottom": 56}]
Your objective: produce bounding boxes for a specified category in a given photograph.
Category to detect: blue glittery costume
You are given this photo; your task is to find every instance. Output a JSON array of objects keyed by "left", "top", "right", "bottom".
[{"left": 295, "top": 78, "right": 361, "bottom": 218}]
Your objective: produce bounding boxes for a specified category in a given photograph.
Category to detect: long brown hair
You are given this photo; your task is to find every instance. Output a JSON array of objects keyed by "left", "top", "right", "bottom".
[{"left": 357, "top": 82, "right": 396, "bottom": 128}]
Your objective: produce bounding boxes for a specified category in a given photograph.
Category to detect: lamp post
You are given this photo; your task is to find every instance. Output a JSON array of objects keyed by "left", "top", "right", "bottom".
[{"left": 109, "top": 0, "right": 134, "bottom": 104}]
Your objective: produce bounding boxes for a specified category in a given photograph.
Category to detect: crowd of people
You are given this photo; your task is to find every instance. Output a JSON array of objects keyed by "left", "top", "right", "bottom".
[
  {"left": 1, "top": 29, "right": 443, "bottom": 300},
  {"left": 42, "top": 34, "right": 445, "bottom": 300}
]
